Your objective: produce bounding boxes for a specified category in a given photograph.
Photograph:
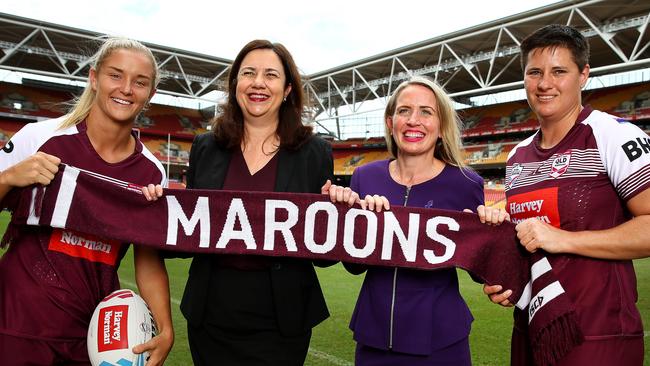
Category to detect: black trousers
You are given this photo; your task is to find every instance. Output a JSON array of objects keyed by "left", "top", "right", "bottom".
[
  {"left": 187, "top": 266, "right": 311, "bottom": 366},
  {"left": 188, "top": 322, "right": 311, "bottom": 366}
]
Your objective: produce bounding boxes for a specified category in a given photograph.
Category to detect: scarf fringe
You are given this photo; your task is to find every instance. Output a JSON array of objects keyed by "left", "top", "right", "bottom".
[{"left": 532, "top": 311, "right": 584, "bottom": 366}]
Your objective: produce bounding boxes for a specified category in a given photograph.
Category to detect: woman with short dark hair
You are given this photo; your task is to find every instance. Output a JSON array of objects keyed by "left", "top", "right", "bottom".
[{"left": 483, "top": 24, "right": 649, "bottom": 365}]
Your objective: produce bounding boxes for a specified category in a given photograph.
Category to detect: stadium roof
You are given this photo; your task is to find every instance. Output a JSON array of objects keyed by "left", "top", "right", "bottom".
[
  {"left": 0, "top": 12, "right": 232, "bottom": 101},
  {"left": 304, "top": 0, "right": 650, "bottom": 120},
  {"left": 1, "top": 0, "right": 649, "bottom": 118}
]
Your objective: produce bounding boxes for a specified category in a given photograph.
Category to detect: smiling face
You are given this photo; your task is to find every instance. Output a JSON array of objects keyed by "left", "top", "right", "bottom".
[
  {"left": 235, "top": 49, "right": 291, "bottom": 124},
  {"left": 524, "top": 46, "right": 589, "bottom": 126},
  {"left": 386, "top": 84, "right": 441, "bottom": 157},
  {"left": 89, "top": 48, "right": 156, "bottom": 125}
]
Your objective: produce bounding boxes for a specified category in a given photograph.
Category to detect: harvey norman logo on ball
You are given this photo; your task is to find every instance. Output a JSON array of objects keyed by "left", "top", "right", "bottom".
[{"left": 97, "top": 305, "right": 129, "bottom": 352}]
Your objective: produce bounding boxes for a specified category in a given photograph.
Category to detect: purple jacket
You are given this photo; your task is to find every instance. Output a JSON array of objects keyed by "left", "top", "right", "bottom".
[{"left": 348, "top": 159, "right": 484, "bottom": 355}]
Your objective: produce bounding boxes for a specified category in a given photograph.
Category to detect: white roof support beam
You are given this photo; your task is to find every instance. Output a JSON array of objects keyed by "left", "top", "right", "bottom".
[
  {"left": 40, "top": 30, "right": 69, "bottom": 75},
  {"left": 631, "top": 10, "right": 650, "bottom": 61},
  {"left": 173, "top": 55, "right": 195, "bottom": 96},
  {"left": 0, "top": 28, "right": 39, "bottom": 65},
  {"left": 197, "top": 67, "right": 229, "bottom": 96},
  {"left": 485, "top": 28, "right": 504, "bottom": 85},
  {"left": 434, "top": 45, "right": 444, "bottom": 82},
  {"left": 487, "top": 55, "right": 519, "bottom": 87},
  {"left": 328, "top": 76, "right": 350, "bottom": 108},
  {"left": 354, "top": 68, "right": 382, "bottom": 101},
  {"left": 387, "top": 57, "right": 396, "bottom": 96},
  {"left": 394, "top": 56, "right": 413, "bottom": 77},
  {"left": 305, "top": 82, "right": 328, "bottom": 116},
  {"left": 576, "top": 8, "right": 628, "bottom": 62}
]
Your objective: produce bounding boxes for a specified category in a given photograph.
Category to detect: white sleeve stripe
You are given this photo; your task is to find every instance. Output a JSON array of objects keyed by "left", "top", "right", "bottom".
[{"left": 617, "top": 164, "right": 650, "bottom": 199}]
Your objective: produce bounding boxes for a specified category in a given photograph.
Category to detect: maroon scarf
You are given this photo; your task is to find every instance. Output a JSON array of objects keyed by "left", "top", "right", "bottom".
[{"left": 3, "top": 164, "right": 582, "bottom": 364}]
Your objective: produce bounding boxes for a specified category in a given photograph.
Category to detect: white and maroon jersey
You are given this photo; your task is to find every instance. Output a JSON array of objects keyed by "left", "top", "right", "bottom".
[
  {"left": 0, "top": 116, "right": 166, "bottom": 340},
  {"left": 505, "top": 107, "right": 648, "bottom": 340}
]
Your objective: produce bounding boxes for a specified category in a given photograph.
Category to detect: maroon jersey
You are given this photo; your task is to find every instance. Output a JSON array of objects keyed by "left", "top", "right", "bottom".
[
  {"left": 0, "top": 117, "right": 166, "bottom": 340},
  {"left": 505, "top": 107, "right": 648, "bottom": 341}
]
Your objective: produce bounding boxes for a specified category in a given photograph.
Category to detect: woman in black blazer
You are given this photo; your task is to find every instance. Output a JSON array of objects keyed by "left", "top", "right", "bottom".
[{"left": 178, "top": 40, "right": 333, "bottom": 366}]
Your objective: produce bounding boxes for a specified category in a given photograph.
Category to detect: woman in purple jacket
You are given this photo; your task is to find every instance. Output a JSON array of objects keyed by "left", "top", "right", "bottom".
[{"left": 344, "top": 76, "right": 484, "bottom": 365}]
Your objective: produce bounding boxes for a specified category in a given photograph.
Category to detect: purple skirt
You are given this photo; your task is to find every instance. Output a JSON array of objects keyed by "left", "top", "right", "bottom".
[{"left": 355, "top": 337, "right": 471, "bottom": 366}]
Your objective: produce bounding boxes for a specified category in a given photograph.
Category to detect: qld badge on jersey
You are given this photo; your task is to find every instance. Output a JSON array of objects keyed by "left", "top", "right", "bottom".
[
  {"left": 550, "top": 152, "right": 571, "bottom": 179},
  {"left": 507, "top": 163, "right": 523, "bottom": 189}
]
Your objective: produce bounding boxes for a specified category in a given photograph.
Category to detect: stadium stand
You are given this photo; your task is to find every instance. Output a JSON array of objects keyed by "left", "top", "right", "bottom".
[
  {"left": 2, "top": 80, "right": 649, "bottom": 200},
  {"left": 333, "top": 149, "right": 391, "bottom": 176},
  {"left": 460, "top": 100, "right": 538, "bottom": 138},
  {"left": 136, "top": 103, "right": 209, "bottom": 139},
  {"left": 586, "top": 83, "right": 650, "bottom": 121},
  {"left": 484, "top": 187, "right": 506, "bottom": 209},
  {"left": 140, "top": 136, "right": 192, "bottom": 165},
  {"left": 0, "top": 81, "right": 70, "bottom": 119}
]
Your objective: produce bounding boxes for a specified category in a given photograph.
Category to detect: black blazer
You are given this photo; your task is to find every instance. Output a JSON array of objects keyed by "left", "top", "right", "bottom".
[{"left": 180, "top": 132, "right": 333, "bottom": 336}]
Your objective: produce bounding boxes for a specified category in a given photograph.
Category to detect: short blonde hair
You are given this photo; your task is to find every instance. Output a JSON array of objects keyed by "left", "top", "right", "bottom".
[
  {"left": 59, "top": 37, "right": 159, "bottom": 129},
  {"left": 384, "top": 76, "right": 466, "bottom": 168}
]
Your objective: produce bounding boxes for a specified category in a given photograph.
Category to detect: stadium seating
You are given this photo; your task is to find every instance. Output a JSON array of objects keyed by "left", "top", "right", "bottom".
[
  {"left": 140, "top": 136, "right": 192, "bottom": 165},
  {"left": 333, "top": 149, "right": 391, "bottom": 176},
  {"left": 2, "top": 80, "right": 648, "bottom": 200},
  {"left": 461, "top": 101, "right": 536, "bottom": 137},
  {"left": 484, "top": 187, "right": 506, "bottom": 209},
  {"left": 0, "top": 82, "right": 69, "bottom": 119},
  {"left": 137, "top": 113, "right": 208, "bottom": 139}
]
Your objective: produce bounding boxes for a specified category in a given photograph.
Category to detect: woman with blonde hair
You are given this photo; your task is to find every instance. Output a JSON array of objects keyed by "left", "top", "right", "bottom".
[
  {"left": 0, "top": 37, "right": 173, "bottom": 365},
  {"left": 343, "top": 76, "right": 484, "bottom": 365}
]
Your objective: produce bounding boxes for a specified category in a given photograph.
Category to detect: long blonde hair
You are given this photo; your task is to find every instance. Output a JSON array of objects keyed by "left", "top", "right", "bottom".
[
  {"left": 58, "top": 37, "right": 160, "bottom": 129},
  {"left": 384, "top": 76, "right": 466, "bottom": 168}
]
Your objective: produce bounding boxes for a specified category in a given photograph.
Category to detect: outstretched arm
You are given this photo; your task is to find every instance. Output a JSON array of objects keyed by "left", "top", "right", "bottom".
[{"left": 133, "top": 246, "right": 174, "bottom": 366}]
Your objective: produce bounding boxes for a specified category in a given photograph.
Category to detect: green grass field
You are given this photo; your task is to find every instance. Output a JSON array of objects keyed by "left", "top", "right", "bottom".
[{"left": 0, "top": 211, "right": 648, "bottom": 365}]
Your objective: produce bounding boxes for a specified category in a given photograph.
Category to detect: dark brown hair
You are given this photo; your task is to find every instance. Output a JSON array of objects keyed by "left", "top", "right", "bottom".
[
  {"left": 520, "top": 24, "right": 590, "bottom": 71},
  {"left": 211, "top": 39, "right": 312, "bottom": 150}
]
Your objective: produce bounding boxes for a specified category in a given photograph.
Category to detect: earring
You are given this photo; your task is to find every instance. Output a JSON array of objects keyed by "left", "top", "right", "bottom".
[{"left": 283, "top": 96, "right": 287, "bottom": 102}]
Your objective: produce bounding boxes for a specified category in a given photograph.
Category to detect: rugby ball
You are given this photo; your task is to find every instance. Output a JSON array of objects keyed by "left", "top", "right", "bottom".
[{"left": 87, "top": 289, "right": 156, "bottom": 366}]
